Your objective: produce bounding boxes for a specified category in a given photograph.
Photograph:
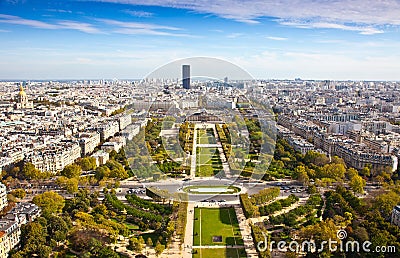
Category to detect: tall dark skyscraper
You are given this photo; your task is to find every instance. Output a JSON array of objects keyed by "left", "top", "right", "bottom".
[{"left": 182, "top": 65, "right": 190, "bottom": 89}]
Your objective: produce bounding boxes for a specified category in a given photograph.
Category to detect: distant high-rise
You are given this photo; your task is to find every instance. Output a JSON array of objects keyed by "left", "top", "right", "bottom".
[{"left": 182, "top": 65, "right": 190, "bottom": 89}]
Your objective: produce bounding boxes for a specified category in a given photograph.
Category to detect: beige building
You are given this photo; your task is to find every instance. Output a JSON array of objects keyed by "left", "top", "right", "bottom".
[
  {"left": 92, "top": 150, "right": 109, "bottom": 166},
  {"left": 78, "top": 132, "right": 101, "bottom": 156},
  {"left": 27, "top": 142, "right": 81, "bottom": 173},
  {"left": 0, "top": 184, "right": 7, "bottom": 212},
  {"left": 0, "top": 220, "right": 20, "bottom": 258}
]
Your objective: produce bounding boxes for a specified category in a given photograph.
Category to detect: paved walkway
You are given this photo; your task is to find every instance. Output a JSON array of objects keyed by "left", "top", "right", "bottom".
[
  {"left": 190, "top": 127, "right": 198, "bottom": 179},
  {"left": 183, "top": 202, "right": 195, "bottom": 258},
  {"left": 234, "top": 205, "right": 259, "bottom": 258}
]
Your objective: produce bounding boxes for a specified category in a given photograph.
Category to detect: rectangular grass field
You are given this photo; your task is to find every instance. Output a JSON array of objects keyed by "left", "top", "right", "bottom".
[
  {"left": 192, "top": 248, "right": 247, "bottom": 258},
  {"left": 196, "top": 147, "right": 223, "bottom": 177},
  {"left": 197, "top": 129, "right": 217, "bottom": 145},
  {"left": 193, "top": 207, "right": 243, "bottom": 246}
]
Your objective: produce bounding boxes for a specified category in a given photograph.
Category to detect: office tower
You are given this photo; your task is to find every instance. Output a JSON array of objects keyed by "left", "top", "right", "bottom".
[{"left": 182, "top": 65, "right": 190, "bottom": 89}]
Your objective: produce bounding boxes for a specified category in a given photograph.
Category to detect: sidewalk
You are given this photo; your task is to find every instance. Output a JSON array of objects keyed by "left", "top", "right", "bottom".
[
  {"left": 234, "top": 205, "right": 259, "bottom": 258},
  {"left": 183, "top": 202, "right": 195, "bottom": 258}
]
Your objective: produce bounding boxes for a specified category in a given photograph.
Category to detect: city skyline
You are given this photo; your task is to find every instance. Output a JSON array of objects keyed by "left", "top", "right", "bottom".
[{"left": 1, "top": 0, "right": 400, "bottom": 80}]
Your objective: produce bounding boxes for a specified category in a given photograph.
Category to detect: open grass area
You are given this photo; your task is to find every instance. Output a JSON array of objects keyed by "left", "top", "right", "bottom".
[
  {"left": 111, "top": 219, "right": 139, "bottom": 230},
  {"left": 192, "top": 248, "right": 247, "bottom": 258},
  {"left": 196, "top": 147, "right": 223, "bottom": 177},
  {"left": 193, "top": 208, "right": 243, "bottom": 246},
  {"left": 197, "top": 128, "right": 217, "bottom": 145},
  {"left": 196, "top": 164, "right": 222, "bottom": 177}
]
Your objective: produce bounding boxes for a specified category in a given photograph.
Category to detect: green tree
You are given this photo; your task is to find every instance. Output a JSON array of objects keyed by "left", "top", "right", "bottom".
[
  {"left": 299, "top": 219, "right": 338, "bottom": 256},
  {"left": 79, "top": 157, "right": 97, "bottom": 171},
  {"left": 349, "top": 174, "right": 366, "bottom": 194},
  {"left": 22, "top": 162, "right": 41, "bottom": 180},
  {"left": 47, "top": 215, "right": 69, "bottom": 245},
  {"left": 128, "top": 237, "right": 143, "bottom": 252},
  {"left": 95, "top": 165, "right": 110, "bottom": 180},
  {"left": 361, "top": 164, "right": 371, "bottom": 177},
  {"left": 11, "top": 188, "right": 26, "bottom": 199},
  {"left": 304, "top": 151, "right": 330, "bottom": 166},
  {"left": 146, "top": 237, "right": 153, "bottom": 247},
  {"left": 346, "top": 168, "right": 358, "bottom": 180},
  {"left": 56, "top": 176, "right": 79, "bottom": 194},
  {"left": 61, "top": 164, "right": 82, "bottom": 178},
  {"left": 154, "top": 241, "right": 165, "bottom": 257},
  {"left": 92, "top": 204, "right": 108, "bottom": 216},
  {"left": 106, "top": 160, "right": 128, "bottom": 179},
  {"left": 373, "top": 190, "right": 400, "bottom": 219},
  {"left": 32, "top": 191, "right": 65, "bottom": 215},
  {"left": 322, "top": 163, "right": 346, "bottom": 180},
  {"left": 19, "top": 222, "right": 51, "bottom": 258},
  {"left": 294, "top": 165, "right": 309, "bottom": 185},
  {"left": 65, "top": 177, "right": 79, "bottom": 194}
]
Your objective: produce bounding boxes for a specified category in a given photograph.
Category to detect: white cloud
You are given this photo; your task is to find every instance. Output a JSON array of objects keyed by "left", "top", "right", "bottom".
[
  {"left": 0, "top": 14, "right": 195, "bottom": 37},
  {"left": 58, "top": 21, "right": 103, "bottom": 34},
  {"left": 98, "top": 18, "right": 197, "bottom": 37},
  {"left": 0, "top": 14, "right": 102, "bottom": 33},
  {"left": 266, "top": 36, "right": 287, "bottom": 41},
  {"left": 114, "top": 27, "right": 192, "bottom": 36},
  {"left": 0, "top": 14, "right": 59, "bottom": 29},
  {"left": 279, "top": 20, "right": 384, "bottom": 35},
  {"left": 227, "top": 33, "right": 243, "bottom": 38},
  {"left": 123, "top": 10, "right": 154, "bottom": 17},
  {"left": 91, "top": 0, "right": 400, "bottom": 33},
  {"left": 98, "top": 18, "right": 182, "bottom": 31}
]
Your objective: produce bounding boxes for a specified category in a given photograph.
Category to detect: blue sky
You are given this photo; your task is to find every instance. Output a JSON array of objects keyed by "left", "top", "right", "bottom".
[{"left": 0, "top": 0, "right": 400, "bottom": 80}]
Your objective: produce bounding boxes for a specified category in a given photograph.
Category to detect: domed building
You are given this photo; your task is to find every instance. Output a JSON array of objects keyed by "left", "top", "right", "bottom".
[{"left": 14, "top": 85, "right": 33, "bottom": 109}]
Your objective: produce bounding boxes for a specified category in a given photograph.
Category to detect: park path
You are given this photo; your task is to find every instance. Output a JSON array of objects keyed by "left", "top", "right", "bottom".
[
  {"left": 183, "top": 202, "right": 195, "bottom": 258},
  {"left": 193, "top": 123, "right": 231, "bottom": 179},
  {"left": 234, "top": 205, "right": 259, "bottom": 258},
  {"left": 212, "top": 124, "right": 232, "bottom": 178},
  {"left": 190, "top": 126, "right": 198, "bottom": 179}
]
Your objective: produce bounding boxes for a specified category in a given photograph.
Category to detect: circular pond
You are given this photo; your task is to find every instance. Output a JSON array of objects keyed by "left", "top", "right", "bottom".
[{"left": 183, "top": 185, "right": 241, "bottom": 194}]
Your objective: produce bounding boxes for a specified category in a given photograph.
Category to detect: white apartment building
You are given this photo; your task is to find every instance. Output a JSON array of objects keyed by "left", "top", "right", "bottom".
[
  {"left": 0, "top": 220, "right": 20, "bottom": 258},
  {"left": 0, "top": 184, "right": 7, "bottom": 212},
  {"left": 0, "top": 203, "right": 41, "bottom": 258},
  {"left": 121, "top": 124, "right": 140, "bottom": 141},
  {"left": 117, "top": 114, "right": 132, "bottom": 131},
  {"left": 91, "top": 150, "right": 109, "bottom": 166},
  {"left": 27, "top": 142, "right": 81, "bottom": 173},
  {"left": 78, "top": 132, "right": 101, "bottom": 156},
  {"left": 98, "top": 121, "right": 119, "bottom": 142}
]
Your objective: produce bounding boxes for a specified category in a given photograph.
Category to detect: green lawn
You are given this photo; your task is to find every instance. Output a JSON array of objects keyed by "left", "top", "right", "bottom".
[
  {"left": 193, "top": 208, "right": 243, "bottom": 246},
  {"left": 197, "top": 153, "right": 221, "bottom": 165},
  {"left": 111, "top": 219, "right": 139, "bottom": 230},
  {"left": 196, "top": 147, "right": 223, "bottom": 177},
  {"left": 197, "top": 147, "right": 218, "bottom": 156},
  {"left": 197, "top": 129, "right": 217, "bottom": 144},
  {"left": 196, "top": 164, "right": 222, "bottom": 177},
  {"left": 192, "top": 248, "right": 247, "bottom": 258}
]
